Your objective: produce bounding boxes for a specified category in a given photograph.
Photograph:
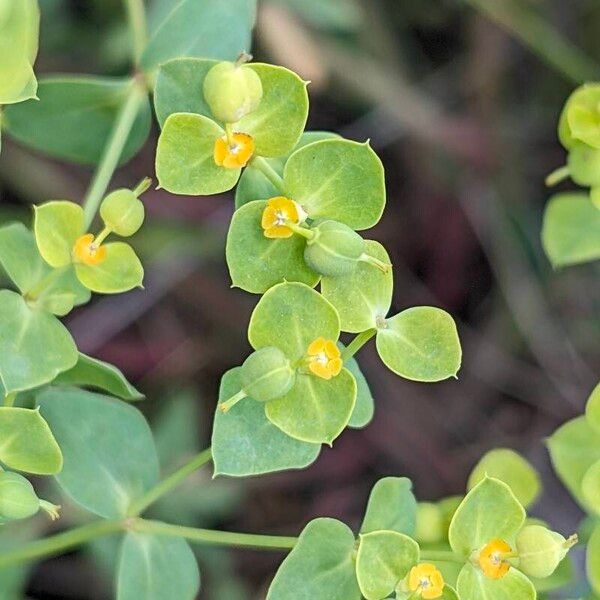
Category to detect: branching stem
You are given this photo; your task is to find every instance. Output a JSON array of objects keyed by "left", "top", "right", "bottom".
[
  {"left": 250, "top": 156, "right": 286, "bottom": 194},
  {"left": 341, "top": 328, "right": 377, "bottom": 361}
]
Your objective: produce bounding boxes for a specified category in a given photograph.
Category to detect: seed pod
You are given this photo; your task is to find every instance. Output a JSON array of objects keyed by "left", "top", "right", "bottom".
[
  {"left": 203, "top": 60, "right": 263, "bottom": 124},
  {"left": 304, "top": 220, "right": 365, "bottom": 277},
  {"left": 567, "top": 143, "right": 600, "bottom": 186},
  {"left": 414, "top": 502, "right": 444, "bottom": 544},
  {"left": 100, "top": 187, "right": 146, "bottom": 237},
  {"left": 516, "top": 525, "right": 574, "bottom": 579},
  {"left": 0, "top": 471, "right": 40, "bottom": 523},
  {"left": 240, "top": 347, "right": 295, "bottom": 403}
]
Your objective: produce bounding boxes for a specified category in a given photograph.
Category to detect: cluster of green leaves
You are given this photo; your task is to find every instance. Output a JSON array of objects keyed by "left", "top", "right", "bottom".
[
  {"left": 267, "top": 453, "right": 574, "bottom": 600},
  {"left": 542, "top": 84, "right": 600, "bottom": 267}
]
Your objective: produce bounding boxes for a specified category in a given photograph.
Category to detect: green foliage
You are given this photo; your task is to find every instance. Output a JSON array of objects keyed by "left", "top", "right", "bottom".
[
  {"left": 117, "top": 533, "right": 200, "bottom": 600},
  {"left": 38, "top": 387, "right": 159, "bottom": 518},
  {"left": 456, "top": 564, "right": 536, "bottom": 600},
  {"left": 0, "top": 472, "right": 40, "bottom": 523},
  {"left": 589, "top": 524, "right": 600, "bottom": 594},
  {"left": 344, "top": 349, "right": 375, "bottom": 428}
]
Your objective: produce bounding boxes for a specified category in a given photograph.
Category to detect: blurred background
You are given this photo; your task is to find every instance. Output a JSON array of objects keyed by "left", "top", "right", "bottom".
[{"left": 1, "top": 0, "right": 599, "bottom": 597}]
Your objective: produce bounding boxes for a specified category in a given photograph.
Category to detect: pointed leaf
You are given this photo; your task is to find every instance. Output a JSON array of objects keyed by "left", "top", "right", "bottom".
[
  {"left": 265, "top": 368, "right": 356, "bottom": 445},
  {"left": 0, "top": 407, "right": 62, "bottom": 474},
  {"left": 34, "top": 201, "right": 83, "bottom": 268},
  {"left": 267, "top": 518, "right": 361, "bottom": 600},
  {"left": 117, "top": 533, "right": 200, "bottom": 600},
  {"left": 0, "top": 290, "right": 77, "bottom": 393},
  {"left": 284, "top": 139, "right": 385, "bottom": 230},
  {"left": 37, "top": 387, "right": 159, "bottom": 518},
  {"left": 212, "top": 367, "right": 320, "bottom": 477},
  {"left": 456, "top": 563, "right": 535, "bottom": 600},
  {"left": 361, "top": 477, "right": 417, "bottom": 536},
  {"left": 376, "top": 306, "right": 461, "bottom": 382}
]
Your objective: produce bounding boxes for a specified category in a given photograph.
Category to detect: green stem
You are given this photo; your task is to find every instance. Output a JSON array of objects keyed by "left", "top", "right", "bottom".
[
  {"left": 358, "top": 252, "right": 392, "bottom": 273},
  {"left": 545, "top": 165, "right": 570, "bottom": 187},
  {"left": 4, "top": 392, "right": 16, "bottom": 407},
  {"left": 94, "top": 226, "right": 112, "bottom": 246},
  {"left": 133, "top": 176, "right": 152, "bottom": 197},
  {"left": 127, "top": 447, "right": 213, "bottom": 517},
  {"left": 124, "top": 0, "right": 147, "bottom": 65},
  {"left": 286, "top": 221, "right": 314, "bottom": 240},
  {"left": 82, "top": 80, "right": 146, "bottom": 229},
  {"left": 25, "top": 265, "right": 68, "bottom": 301},
  {"left": 133, "top": 519, "right": 298, "bottom": 551},
  {"left": 218, "top": 390, "right": 248, "bottom": 414},
  {"left": 341, "top": 328, "right": 377, "bottom": 361},
  {"left": 420, "top": 550, "right": 465, "bottom": 564},
  {"left": 0, "top": 519, "right": 124, "bottom": 569},
  {"left": 250, "top": 156, "right": 286, "bottom": 194}
]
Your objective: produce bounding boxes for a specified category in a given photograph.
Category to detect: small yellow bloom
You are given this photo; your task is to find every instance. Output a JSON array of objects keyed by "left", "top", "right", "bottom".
[
  {"left": 408, "top": 563, "right": 444, "bottom": 599},
  {"left": 307, "top": 337, "right": 342, "bottom": 380},
  {"left": 213, "top": 132, "right": 254, "bottom": 169},
  {"left": 73, "top": 233, "right": 107, "bottom": 266},
  {"left": 478, "top": 539, "right": 512, "bottom": 580},
  {"left": 261, "top": 197, "right": 300, "bottom": 239}
]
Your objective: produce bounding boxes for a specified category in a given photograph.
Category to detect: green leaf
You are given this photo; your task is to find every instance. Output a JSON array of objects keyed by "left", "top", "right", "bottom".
[
  {"left": 53, "top": 353, "right": 143, "bottom": 401},
  {"left": 267, "top": 518, "right": 361, "bottom": 600},
  {"left": 117, "top": 533, "right": 200, "bottom": 600},
  {"left": 588, "top": 523, "right": 600, "bottom": 594},
  {"left": 156, "top": 112, "right": 241, "bottom": 195},
  {"left": 75, "top": 242, "right": 144, "bottom": 294},
  {"left": 226, "top": 200, "right": 320, "bottom": 294},
  {"left": 265, "top": 368, "right": 356, "bottom": 445},
  {"left": 448, "top": 477, "right": 525, "bottom": 557},
  {"left": 356, "top": 530, "right": 419, "bottom": 600},
  {"left": 34, "top": 201, "right": 83, "bottom": 268},
  {"left": 582, "top": 459, "right": 600, "bottom": 515},
  {"left": 37, "top": 387, "right": 159, "bottom": 518},
  {"left": 0, "top": 407, "right": 62, "bottom": 474},
  {"left": 376, "top": 306, "right": 461, "bottom": 382},
  {"left": 248, "top": 281, "right": 340, "bottom": 361},
  {"left": 236, "top": 64, "right": 309, "bottom": 158},
  {"left": 322, "top": 241, "right": 392, "bottom": 333},
  {"left": 456, "top": 563, "right": 536, "bottom": 600},
  {"left": 344, "top": 350, "right": 374, "bottom": 429},
  {"left": 284, "top": 139, "right": 385, "bottom": 230},
  {"left": 542, "top": 192, "right": 600, "bottom": 267},
  {"left": 212, "top": 367, "right": 320, "bottom": 477},
  {"left": 361, "top": 477, "right": 417, "bottom": 536},
  {"left": 0, "top": 290, "right": 78, "bottom": 394},
  {"left": 547, "top": 416, "right": 600, "bottom": 512},
  {"left": 4, "top": 77, "right": 151, "bottom": 165},
  {"left": 467, "top": 449, "right": 541, "bottom": 509},
  {"left": 36, "top": 267, "right": 91, "bottom": 316},
  {"left": 0, "top": 222, "right": 46, "bottom": 294},
  {"left": 140, "top": 0, "right": 256, "bottom": 71},
  {"left": 586, "top": 381, "right": 600, "bottom": 432}
]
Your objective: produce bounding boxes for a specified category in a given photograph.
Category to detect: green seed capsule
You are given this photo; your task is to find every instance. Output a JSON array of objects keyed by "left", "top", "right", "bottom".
[
  {"left": 567, "top": 143, "right": 600, "bottom": 186},
  {"left": 240, "top": 347, "right": 295, "bottom": 403},
  {"left": 203, "top": 60, "right": 263, "bottom": 124},
  {"left": 304, "top": 220, "right": 365, "bottom": 277},
  {"left": 516, "top": 525, "right": 575, "bottom": 579},
  {"left": 0, "top": 471, "right": 40, "bottom": 523},
  {"left": 414, "top": 502, "right": 444, "bottom": 544},
  {"left": 100, "top": 188, "right": 145, "bottom": 237}
]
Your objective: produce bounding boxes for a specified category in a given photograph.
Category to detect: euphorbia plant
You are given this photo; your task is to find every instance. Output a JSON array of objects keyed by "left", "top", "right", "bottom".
[{"left": 0, "top": 1, "right": 592, "bottom": 599}]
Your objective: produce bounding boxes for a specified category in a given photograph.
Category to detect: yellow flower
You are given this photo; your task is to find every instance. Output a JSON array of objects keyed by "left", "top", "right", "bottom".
[
  {"left": 478, "top": 539, "right": 512, "bottom": 580},
  {"left": 306, "top": 337, "right": 342, "bottom": 380},
  {"left": 408, "top": 563, "right": 444, "bottom": 599},
  {"left": 261, "top": 197, "right": 300, "bottom": 238},
  {"left": 73, "top": 233, "right": 107, "bottom": 266},
  {"left": 213, "top": 132, "right": 254, "bottom": 168}
]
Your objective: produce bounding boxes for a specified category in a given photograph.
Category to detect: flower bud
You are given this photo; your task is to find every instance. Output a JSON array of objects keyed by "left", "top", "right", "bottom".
[
  {"left": 240, "top": 347, "right": 295, "bottom": 403},
  {"left": 203, "top": 59, "right": 263, "bottom": 124},
  {"left": 567, "top": 143, "right": 600, "bottom": 187},
  {"left": 414, "top": 502, "right": 444, "bottom": 544},
  {"left": 304, "top": 220, "right": 366, "bottom": 277},
  {"left": 100, "top": 181, "right": 148, "bottom": 237},
  {"left": 516, "top": 525, "right": 576, "bottom": 579},
  {"left": 0, "top": 471, "right": 40, "bottom": 522}
]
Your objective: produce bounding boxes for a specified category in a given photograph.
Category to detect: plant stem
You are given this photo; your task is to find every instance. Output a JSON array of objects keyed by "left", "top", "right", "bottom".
[
  {"left": 82, "top": 80, "right": 146, "bottom": 229},
  {"left": 0, "top": 519, "right": 124, "bottom": 569},
  {"left": 127, "top": 447, "right": 213, "bottom": 517},
  {"left": 545, "top": 165, "right": 570, "bottom": 187},
  {"left": 4, "top": 392, "right": 16, "bottom": 407},
  {"left": 124, "top": 0, "right": 147, "bottom": 65},
  {"left": 250, "top": 156, "right": 286, "bottom": 194},
  {"left": 420, "top": 550, "right": 465, "bottom": 564},
  {"left": 286, "top": 221, "right": 314, "bottom": 240},
  {"left": 218, "top": 390, "right": 247, "bottom": 413},
  {"left": 341, "top": 328, "right": 377, "bottom": 361},
  {"left": 133, "top": 519, "right": 298, "bottom": 551}
]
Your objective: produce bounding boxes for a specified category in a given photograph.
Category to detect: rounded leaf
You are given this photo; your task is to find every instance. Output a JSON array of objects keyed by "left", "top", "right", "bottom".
[
  {"left": 588, "top": 523, "right": 600, "bottom": 594},
  {"left": 343, "top": 350, "right": 374, "bottom": 429},
  {"left": 585, "top": 381, "right": 600, "bottom": 432},
  {"left": 34, "top": 201, "right": 83, "bottom": 268},
  {"left": 361, "top": 477, "right": 417, "bottom": 536},
  {"left": 456, "top": 563, "right": 535, "bottom": 600},
  {"left": 212, "top": 367, "right": 320, "bottom": 477},
  {"left": 284, "top": 139, "right": 385, "bottom": 230},
  {"left": 0, "top": 471, "right": 40, "bottom": 522},
  {"left": 582, "top": 459, "right": 600, "bottom": 515},
  {"left": 248, "top": 281, "right": 340, "bottom": 361},
  {"left": 226, "top": 200, "right": 320, "bottom": 294},
  {"left": 322, "top": 241, "right": 393, "bottom": 333},
  {"left": 376, "top": 306, "right": 461, "bottom": 382},
  {"left": 75, "top": 242, "right": 143, "bottom": 294}
]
